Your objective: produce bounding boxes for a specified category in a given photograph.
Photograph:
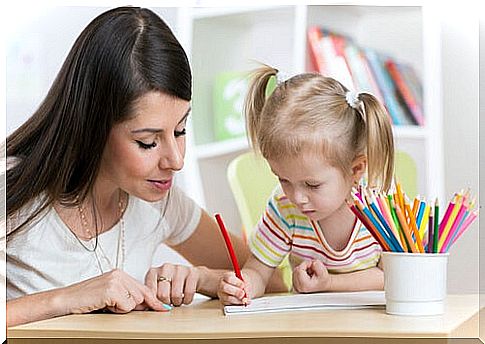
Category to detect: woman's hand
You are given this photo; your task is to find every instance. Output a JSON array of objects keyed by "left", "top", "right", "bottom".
[
  {"left": 217, "top": 271, "right": 251, "bottom": 306},
  {"left": 8, "top": 269, "right": 171, "bottom": 327},
  {"left": 66, "top": 269, "right": 170, "bottom": 314},
  {"left": 145, "top": 263, "right": 203, "bottom": 306},
  {"left": 292, "top": 260, "right": 332, "bottom": 293}
]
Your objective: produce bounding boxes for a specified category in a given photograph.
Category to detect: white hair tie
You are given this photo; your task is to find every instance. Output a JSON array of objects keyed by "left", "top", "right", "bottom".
[
  {"left": 276, "top": 70, "right": 297, "bottom": 85},
  {"left": 345, "top": 91, "right": 360, "bottom": 109}
]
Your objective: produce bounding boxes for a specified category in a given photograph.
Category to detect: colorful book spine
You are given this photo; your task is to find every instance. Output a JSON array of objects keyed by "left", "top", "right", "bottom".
[
  {"left": 385, "top": 59, "right": 424, "bottom": 126},
  {"left": 320, "top": 32, "right": 354, "bottom": 90},
  {"left": 307, "top": 26, "right": 325, "bottom": 74},
  {"left": 358, "top": 50, "right": 384, "bottom": 104},
  {"left": 364, "top": 49, "right": 412, "bottom": 125},
  {"left": 396, "top": 62, "right": 423, "bottom": 108}
]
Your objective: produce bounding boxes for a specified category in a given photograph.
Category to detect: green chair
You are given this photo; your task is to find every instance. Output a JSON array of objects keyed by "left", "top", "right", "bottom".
[
  {"left": 394, "top": 150, "right": 418, "bottom": 198},
  {"left": 227, "top": 151, "right": 292, "bottom": 291}
]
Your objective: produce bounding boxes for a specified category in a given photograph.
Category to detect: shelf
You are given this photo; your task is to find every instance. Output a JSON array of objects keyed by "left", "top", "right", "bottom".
[
  {"left": 195, "top": 137, "right": 249, "bottom": 159},
  {"left": 191, "top": 5, "right": 291, "bottom": 19}
]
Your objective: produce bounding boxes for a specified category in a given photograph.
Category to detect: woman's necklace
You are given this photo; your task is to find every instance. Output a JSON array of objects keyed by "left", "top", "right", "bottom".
[{"left": 74, "top": 190, "right": 127, "bottom": 274}]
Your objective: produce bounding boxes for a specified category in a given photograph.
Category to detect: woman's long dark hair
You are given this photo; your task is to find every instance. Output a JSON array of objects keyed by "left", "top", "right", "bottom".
[{"left": 5, "top": 7, "right": 192, "bottom": 237}]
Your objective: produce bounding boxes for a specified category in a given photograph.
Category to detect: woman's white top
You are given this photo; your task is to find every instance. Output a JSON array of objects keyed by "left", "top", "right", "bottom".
[{"left": 6, "top": 186, "right": 201, "bottom": 300}]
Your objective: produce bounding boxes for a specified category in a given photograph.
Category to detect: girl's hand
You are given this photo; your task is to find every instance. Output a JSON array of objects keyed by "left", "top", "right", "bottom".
[
  {"left": 292, "top": 260, "right": 332, "bottom": 293},
  {"left": 145, "top": 263, "right": 201, "bottom": 307},
  {"left": 217, "top": 271, "right": 251, "bottom": 305},
  {"left": 65, "top": 269, "right": 169, "bottom": 314}
]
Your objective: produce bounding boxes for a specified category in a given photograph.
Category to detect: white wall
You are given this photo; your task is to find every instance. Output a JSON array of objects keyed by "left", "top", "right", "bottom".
[
  {"left": 440, "top": 6, "right": 480, "bottom": 294},
  {"left": 480, "top": 18, "right": 484, "bottom": 307}
]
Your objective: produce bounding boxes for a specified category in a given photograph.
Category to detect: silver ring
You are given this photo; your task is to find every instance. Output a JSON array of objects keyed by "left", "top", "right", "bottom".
[
  {"left": 158, "top": 276, "right": 171, "bottom": 283},
  {"left": 126, "top": 291, "right": 132, "bottom": 299}
]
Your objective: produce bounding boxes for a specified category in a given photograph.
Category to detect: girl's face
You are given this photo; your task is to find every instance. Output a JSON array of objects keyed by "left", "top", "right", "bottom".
[
  {"left": 99, "top": 91, "right": 190, "bottom": 202},
  {"left": 267, "top": 152, "right": 359, "bottom": 221}
]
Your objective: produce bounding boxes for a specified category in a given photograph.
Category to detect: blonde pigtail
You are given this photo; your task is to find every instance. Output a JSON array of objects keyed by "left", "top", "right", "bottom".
[
  {"left": 244, "top": 64, "right": 278, "bottom": 152},
  {"left": 359, "top": 93, "right": 394, "bottom": 192}
]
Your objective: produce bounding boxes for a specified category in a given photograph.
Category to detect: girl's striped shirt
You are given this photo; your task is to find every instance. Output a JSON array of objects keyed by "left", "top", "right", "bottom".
[{"left": 249, "top": 186, "right": 382, "bottom": 273}]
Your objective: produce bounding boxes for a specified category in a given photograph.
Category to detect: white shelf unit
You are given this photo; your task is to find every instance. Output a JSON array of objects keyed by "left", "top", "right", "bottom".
[{"left": 175, "top": 5, "right": 444, "bottom": 233}]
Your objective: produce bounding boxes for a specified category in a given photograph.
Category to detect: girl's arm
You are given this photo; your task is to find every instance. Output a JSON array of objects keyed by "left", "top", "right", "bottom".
[{"left": 293, "top": 259, "right": 383, "bottom": 293}]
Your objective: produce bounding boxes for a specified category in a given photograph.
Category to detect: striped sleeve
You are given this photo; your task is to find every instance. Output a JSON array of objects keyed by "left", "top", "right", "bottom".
[{"left": 248, "top": 187, "right": 293, "bottom": 267}]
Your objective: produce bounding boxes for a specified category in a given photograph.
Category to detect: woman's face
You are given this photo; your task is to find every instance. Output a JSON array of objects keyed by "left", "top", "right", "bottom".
[{"left": 99, "top": 91, "right": 190, "bottom": 202}]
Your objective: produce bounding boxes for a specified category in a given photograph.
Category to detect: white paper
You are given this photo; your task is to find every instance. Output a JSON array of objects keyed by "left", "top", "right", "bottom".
[{"left": 223, "top": 291, "right": 386, "bottom": 315}]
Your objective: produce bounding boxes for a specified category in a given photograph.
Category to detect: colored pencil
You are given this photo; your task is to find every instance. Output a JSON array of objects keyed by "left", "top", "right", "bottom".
[
  {"left": 427, "top": 209, "right": 434, "bottom": 253},
  {"left": 450, "top": 210, "right": 477, "bottom": 247},
  {"left": 214, "top": 213, "right": 247, "bottom": 303},
  {"left": 418, "top": 204, "right": 430, "bottom": 241},
  {"left": 405, "top": 201, "right": 424, "bottom": 253},
  {"left": 393, "top": 200, "right": 418, "bottom": 253},
  {"left": 348, "top": 201, "right": 390, "bottom": 251},
  {"left": 388, "top": 194, "right": 409, "bottom": 251},
  {"left": 365, "top": 191, "right": 404, "bottom": 252},
  {"left": 347, "top": 185, "right": 477, "bottom": 254},
  {"left": 438, "top": 195, "right": 462, "bottom": 250},
  {"left": 438, "top": 197, "right": 454, "bottom": 237},
  {"left": 439, "top": 202, "right": 467, "bottom": 253},
  {"left": 432, "top": 199, "right": 439, "bottom": 253},
  {"left": 353, "top": 195, "right": 398, "bottom": 251}
]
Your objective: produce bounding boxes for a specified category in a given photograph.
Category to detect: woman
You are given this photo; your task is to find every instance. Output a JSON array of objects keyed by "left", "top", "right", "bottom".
[{"left": 4, "top": 7, "right": 251, "bottom": 326}]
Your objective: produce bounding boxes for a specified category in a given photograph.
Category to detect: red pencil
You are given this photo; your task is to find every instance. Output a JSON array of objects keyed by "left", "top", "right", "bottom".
[{"left": 214, "top": 213, "right": 247, "bottom": 303}]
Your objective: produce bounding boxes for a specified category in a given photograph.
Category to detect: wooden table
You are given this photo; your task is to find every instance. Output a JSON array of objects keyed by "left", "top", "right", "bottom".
[{"left": 7, "top": 294, "right": 483, "bottom": 343}]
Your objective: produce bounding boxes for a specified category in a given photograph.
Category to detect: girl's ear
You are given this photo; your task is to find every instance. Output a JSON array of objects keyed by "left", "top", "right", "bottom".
[{"left": 351, "top": 155, "right": 367, "bottom": 183}]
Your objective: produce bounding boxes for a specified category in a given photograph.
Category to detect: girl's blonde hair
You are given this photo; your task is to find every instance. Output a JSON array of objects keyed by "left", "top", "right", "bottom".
[{"left": 244, "top": 64, "right": 394, "bottom": 192}]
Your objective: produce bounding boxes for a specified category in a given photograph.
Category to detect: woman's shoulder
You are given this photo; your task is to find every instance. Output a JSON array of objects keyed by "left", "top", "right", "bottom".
[{"left": 6, "top": 195, "right": 51, "bottom": 239}]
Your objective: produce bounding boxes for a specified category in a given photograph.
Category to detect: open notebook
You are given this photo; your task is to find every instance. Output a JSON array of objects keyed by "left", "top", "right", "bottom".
[{"left": 223, "top": 291, "right": 386, "bottom": 315}]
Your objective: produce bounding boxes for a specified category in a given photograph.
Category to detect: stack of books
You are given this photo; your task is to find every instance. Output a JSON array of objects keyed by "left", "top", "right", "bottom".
[{"left": 308, "top": 26, "right": 424, "bottom": 126}]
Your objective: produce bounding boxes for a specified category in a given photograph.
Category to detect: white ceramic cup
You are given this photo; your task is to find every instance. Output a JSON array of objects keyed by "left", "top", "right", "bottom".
[{"left": 382, "top": 252, "right": 449, "bottom": 316}]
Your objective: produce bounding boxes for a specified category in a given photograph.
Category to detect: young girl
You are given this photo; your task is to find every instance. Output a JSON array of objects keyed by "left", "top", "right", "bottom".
[{"left": 218, "top": 64, "right": 394, "bottom": 305}]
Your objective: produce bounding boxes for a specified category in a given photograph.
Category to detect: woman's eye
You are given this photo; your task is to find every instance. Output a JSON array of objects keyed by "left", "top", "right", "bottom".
[
  {"left": 175, "top": 128, "right": 187, "bottom": 137},
  {"left": 136, "top": 140, "right": 157, "bottom": 149}
]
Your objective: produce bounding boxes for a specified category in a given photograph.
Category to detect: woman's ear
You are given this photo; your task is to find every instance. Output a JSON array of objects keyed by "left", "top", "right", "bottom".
[{"left": 351, "top": 155, "right": 367, "bottom": 183}]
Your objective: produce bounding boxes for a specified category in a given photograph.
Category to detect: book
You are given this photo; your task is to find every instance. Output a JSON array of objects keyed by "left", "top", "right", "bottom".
[
  {"left": 396, "top": 62, "right": 424, "bottom": 112},
  {"left": 307, "top": 26, "right": 326, "bottom": 74},
  {"left": 385, "top": 59, "right": 424, "bottom": 126},
  {"left": 320, "top": 31, "right": 354, "bottom": 90},
  {"left": 213, "top": 71, "right": 249, "bottom": 141},
  {"left": 344, "top": 43, "right": 384, "bottom": 103},
  {"left": 306, "top": 26, "right": 425, "bottom": 127},
  {"left": 363, "top": 49, "right": 413, "bottom": 125},
  {"left": 223, "top": 291, "right": 386, "bottom": 315}
]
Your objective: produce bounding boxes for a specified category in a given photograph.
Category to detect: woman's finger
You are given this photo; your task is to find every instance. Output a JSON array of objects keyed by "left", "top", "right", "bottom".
[
  {"left": 171, "top": 267, "right": 188, "bottom": 307},
  {"left": 108, "top": 289, "right": 138, "bottom": 313},
  {"left": 156, "top": 265, "right": 175, "bottom": 305},
  {"left": 183, "top": 269, "right": 198, "bottom": 305},
  {"left": 140, "top": 285, "right": 171, "bottom": 312},
  {"left": 144, "top": 268, "right": 159, "bottom": 295}
]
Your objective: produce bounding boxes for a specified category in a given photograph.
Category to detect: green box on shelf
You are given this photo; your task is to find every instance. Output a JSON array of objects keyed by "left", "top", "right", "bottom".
[{"left": 213, "top": 71, "right": 249, "bottom": 141}]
